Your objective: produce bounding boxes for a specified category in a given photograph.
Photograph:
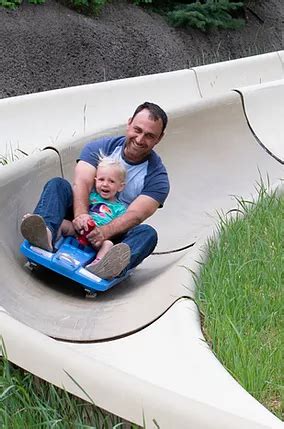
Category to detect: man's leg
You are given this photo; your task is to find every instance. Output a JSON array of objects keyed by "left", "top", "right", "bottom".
[
  {"left": 120, "top": 224, "right": 158, "bottom": 271},
  {"left": 33, "top": 177, "right": 73, "bottom": 242},
  {"left": 21, "top": 177, "right": 73, "bottom": 249}
]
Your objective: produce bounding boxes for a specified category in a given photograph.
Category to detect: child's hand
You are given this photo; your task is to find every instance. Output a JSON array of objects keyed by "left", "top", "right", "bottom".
[{"left": 77, "top": 219, "right": 96, "bottom": 246}]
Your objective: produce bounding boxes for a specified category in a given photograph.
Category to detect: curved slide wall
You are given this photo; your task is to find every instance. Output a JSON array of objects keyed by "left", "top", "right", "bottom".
[
  {"left": 0, "top": 53, "right": 284, "bottom": 428},
  {"left": 0, "top": 50, "right": 283, "bottom": 156},
  {"left": 192, "top": 51, "right": 284, "bottom": 98},
  {"left": 0, "top": 70, "right": 200, "bottom": 155},
  {"left": 237, "top": 79, "right": 284, "bottom": 163}
]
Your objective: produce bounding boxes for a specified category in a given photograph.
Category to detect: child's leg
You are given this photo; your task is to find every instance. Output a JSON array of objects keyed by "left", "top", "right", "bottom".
[
  {"left": 86, "top": 242, "right": 131, "bottom": 279},
  {"left": 95, "top": 240, "right": 114, "bottom": 261},
  {"left": 56, "top": 219, "right": 76, "bottom": 240}
]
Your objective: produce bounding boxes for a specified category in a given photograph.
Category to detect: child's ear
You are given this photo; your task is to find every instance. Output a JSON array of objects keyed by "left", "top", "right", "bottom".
[{"left": 118, "top": 182, "right": 125, "bottom": 192}]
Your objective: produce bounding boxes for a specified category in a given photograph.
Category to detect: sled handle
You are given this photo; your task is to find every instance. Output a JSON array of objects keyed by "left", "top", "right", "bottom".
[{"left": 56, "top": 253, "right": 79, "bottom": 268}]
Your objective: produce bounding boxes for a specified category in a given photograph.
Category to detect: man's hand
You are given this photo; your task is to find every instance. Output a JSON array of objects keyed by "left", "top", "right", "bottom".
[
  {"left": 72, "top": 214, "right": 92, "bottom": 234},
  {"left": 86, "top": 195, "right": 159, "bottom": 247},
  {"left": 86, "top": 225, "right": 107, "bottom": 248}
]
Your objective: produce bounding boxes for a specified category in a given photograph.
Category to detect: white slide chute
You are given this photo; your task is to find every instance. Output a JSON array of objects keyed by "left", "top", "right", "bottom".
[{"left": 0, "top": 52, "right": 283, "bottom": 428}]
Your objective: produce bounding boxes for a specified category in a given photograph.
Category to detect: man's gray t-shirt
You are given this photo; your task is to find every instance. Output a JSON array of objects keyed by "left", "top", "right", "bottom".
[{"left": 79, "top": 136, "right": 170, "bottom": 207}]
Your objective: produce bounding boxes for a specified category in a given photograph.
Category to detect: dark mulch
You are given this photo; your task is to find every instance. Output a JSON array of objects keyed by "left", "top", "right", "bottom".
[{"left": 0, "top": 0, "right": 283, "bottom": 99}]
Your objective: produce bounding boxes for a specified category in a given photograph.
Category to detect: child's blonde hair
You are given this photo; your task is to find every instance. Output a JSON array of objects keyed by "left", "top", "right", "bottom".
[{"left": 97, "top": 151, "right": 126, "bottom": 182}]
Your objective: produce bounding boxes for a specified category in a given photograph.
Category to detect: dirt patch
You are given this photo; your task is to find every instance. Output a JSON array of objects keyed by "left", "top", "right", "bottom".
[{"left": 0, "top": 0, "right": 283, "bottom": 98}]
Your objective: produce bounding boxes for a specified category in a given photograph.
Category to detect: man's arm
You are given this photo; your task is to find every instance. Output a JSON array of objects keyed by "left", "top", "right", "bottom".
[
  {"left": 87, "top": 195, "right": 159, "bottom": 247},
  {"left": 72, "top": 160, "right": 96, "bottom": 231}
]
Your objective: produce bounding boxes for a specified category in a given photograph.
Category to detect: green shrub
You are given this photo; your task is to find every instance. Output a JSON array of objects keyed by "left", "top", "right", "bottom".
[
  {"left": 167, "top": 1, "right": 245, "bottom": 32},
  {"left": 28, "top": 0, "right": 45, "bottom": 4},
  {"left": 0, "top": 0, "right": 20, "bottom": 9},
  {"left": 0, "top": 0, "right": 106, "bottom": 13},
  {"left": 132, "top": 0, "right": 153, "bottom": 4},
  {"left": 65, "top": 0, "right": 107, "bottom": 15},
  {"left": 1, "top": 0, "right": 246, "bottom": 33},
  {"left": 0, "top": 0, "right": 44, "bottom": 8},
  {"left": 132, "top": 0, "right": 246, "bottom": 32}
]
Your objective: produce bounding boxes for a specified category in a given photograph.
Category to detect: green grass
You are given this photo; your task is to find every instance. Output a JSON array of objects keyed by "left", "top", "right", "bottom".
[
  {"left": 0, "top": 353, "right": 139, "bottom": 428},
  {"left": 196, "top": 185, "right": 284, "bottom": 419}
]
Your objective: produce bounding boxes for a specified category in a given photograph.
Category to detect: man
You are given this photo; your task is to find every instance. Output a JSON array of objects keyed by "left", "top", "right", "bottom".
[{"left": 21, "top": 101, "right": 170, "bottom": 279}]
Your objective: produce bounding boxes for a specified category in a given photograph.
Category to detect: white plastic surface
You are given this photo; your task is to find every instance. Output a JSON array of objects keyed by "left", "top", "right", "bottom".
[
  {"left": 0, "top": 70, "right": 199, "bottom": 155},
  {"left": 237, "top": 79, "right": 284, "bottom": 162},
  {"left": 192, "top": 51, "right": 284, "bottom": 97}
]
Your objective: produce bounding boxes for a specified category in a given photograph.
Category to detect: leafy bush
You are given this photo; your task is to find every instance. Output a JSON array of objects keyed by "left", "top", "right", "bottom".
[
  {"left": 0, "top": 0, "right": 246, "bottom": 33},
  {"left": 132, "top": 0, "right": 153, "bottom": 4},
  {"left": 64, "top": 0, "right": 107, "bottom": 15},
  {"left": 132, "top": 0, "right": 245, "bottom": 32},
  {"left": 0, "top": 0, "right": 44, "bottom": 9},
  {"left": 168, "top": 1, "right": 245, "bottom": 32},
  {"left": 0, "top": 0, "right": 106, "bottom": 12}
]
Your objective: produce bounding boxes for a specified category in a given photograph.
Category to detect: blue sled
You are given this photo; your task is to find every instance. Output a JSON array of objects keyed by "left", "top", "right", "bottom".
[{"left": 20, "top": 236, "right": 129, "bottom": 293}]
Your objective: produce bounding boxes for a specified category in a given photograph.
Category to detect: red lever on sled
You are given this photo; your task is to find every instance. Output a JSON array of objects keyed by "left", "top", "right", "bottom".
[{"left": 77, "top": 219, "right": 96, "bottom": 246}]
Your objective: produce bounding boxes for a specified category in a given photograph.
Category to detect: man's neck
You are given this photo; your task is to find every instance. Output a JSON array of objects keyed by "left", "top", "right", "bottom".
[{"left": 123, "top": 147, "right": 149, "bottom": 165}]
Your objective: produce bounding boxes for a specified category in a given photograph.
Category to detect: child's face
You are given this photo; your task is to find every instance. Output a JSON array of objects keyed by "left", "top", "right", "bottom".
[{"left": 95, "top": 165, "right": 125, "bottom": 200}]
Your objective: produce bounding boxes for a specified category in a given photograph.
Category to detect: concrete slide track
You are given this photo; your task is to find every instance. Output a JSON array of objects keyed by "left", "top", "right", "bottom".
[{"left": 0, "top": 52, "right": 283, "bottom": 428}]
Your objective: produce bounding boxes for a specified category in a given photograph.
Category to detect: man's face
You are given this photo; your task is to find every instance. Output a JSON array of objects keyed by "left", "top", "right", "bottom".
[{"left": 124, "top": 109, "right": 164, "bottom": 163}]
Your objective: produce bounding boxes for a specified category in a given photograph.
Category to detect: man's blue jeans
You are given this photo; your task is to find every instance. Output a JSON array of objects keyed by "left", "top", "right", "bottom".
[{"left": 34, "top": 177, "right": 158, "bottom": 272}]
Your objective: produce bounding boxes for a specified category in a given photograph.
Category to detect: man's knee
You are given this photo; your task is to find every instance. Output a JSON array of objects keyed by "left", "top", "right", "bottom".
[
  {"left": 131, "top": 224, "right": 158, "bottom": 253},
  {"left": 44, "top": 177, "right": 72, "bottom": 196},
  {"left": 120, "top": 224, "right": 158, "bottom": 272},
  {"left": 139, "top": 224, "right": 158, "bottom": 244}
]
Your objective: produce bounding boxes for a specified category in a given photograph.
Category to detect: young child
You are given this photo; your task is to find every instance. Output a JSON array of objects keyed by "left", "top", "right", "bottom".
[
  {"left": 21, "top": 155, "right": 130, "bottom": 279},
  {"left": 59, "top": 155, "right": 130, "bottom": 278}
]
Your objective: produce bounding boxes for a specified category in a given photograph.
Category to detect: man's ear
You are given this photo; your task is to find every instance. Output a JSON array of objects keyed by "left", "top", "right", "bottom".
[
  {"left": 126, "top": 118, "right": 132, "bottom": 132},
  {"left": 156, "top": 131, "right": 164, "bottom": 145}
]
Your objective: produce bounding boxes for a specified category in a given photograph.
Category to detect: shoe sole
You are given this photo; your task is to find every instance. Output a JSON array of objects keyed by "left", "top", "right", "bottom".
[
  {"left": 21, "top": 214, "right": 52, "bottom": 251},
  {"left": 86, "top": 243, "right": 130, "bottom": 280}
]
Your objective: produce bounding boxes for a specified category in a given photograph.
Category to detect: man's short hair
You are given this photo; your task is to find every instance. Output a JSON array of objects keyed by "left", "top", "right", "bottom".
[{"left": 131, "top": 102, "right": 168, "bottom": 134}]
